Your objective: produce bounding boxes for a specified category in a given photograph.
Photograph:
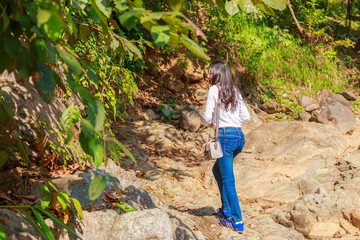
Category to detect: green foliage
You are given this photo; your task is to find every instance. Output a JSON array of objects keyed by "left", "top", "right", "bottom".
[{"left": 115, "top": 203, "right": 136, "bottom": 213}]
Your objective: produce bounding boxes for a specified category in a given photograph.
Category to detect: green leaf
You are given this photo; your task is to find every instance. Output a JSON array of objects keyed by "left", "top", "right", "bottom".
[
  {"left": 0, "top": 11, "right": 10, "bottom": 35},
  {"left": 0, "top": 151, "right": 6, "bottom": 169},
  {"left": 115, "top": 0, "right": 129, "bottom": 11},
  {"left": 225, "top": 0, "right": 240, "bottom": 16},
  {"left": 61, "top": 104, "right": 80, "bottom": 129},
  {"left": 71, "top": 198, "right": 83, "bottom": 220},
  {"left": 151, "top": 25, "right": 170, "bottom": 47},
  {"left": 80, "top": 119, "right": 95, "bottom": 138},
  {"left": 95, "top": 0, "right": 112, "bottom": 18},
  {"left": 59, "top": 50, "right": 82, "bottom": 76},
  {"left": 238, "top": 0, "right": 256, "bottom": 12},
  {"left": 34, "top": 61, "right": 55, "bottom": 103},
  {"left": 87, "top": 98, "right": 105, "bottom": 132},
  {"left": 253, "top": 1, "right": 276, "bottom": 16},
  {"left": 16, "top": 48, "right": 32, "bottom": 79},
  {"left": 57, "top": 192, "right": 69, "bottom": 212},
  {"left": 3, "top": 32, "right": 21, "bottom": 57},
  {"left": 42, "top": 13, "right": 63, "bottom": 42},
  {"left": 89, "top": 137, "right": 104, "bottom": 168},
  {"left": 262, "top": 0, "right": 286, "bottom": 10},
  {"left": 111, "top": 137, "right": 136, "bottom": 165},
  {"left": 45, "top": 40, "right": 56, "bottom": 65},
  {"left": 40, "top": 184, "right": 51, "bottom": 208},
  {"left": 31, "top": 208, "right": 55, "bottom": 240},
  {"left": 0, "top": 222, "right": 6, "bottom": 240},
  {"left": 89, "top": 176, "right": 106, "bottom": 200},
  {"left": 119, "top": 10, "right": 144, "bottom": 31},
  {"left": 16, "top": 138, "right": 29, "bottom": 166},
  {"left": 121, "top": 37, "right": 142, "bottom": 59},
  {"left": 79, "top": 131, "right": 91, "bottom": 155},
  {"left": 72, "top": 0, "right": 88, "bottom": 10},
  {"left": 79, "top": 24, "right": 91, "bottom": 42},
  {"left": 37, "top": 9, "right": 51, "bottom": 25},
  {"left": 179, "top": 34, "right": 210, "bottom": 61},
  {"left": 34, "top": 206, "right": 83, "bottom": 240},
  {"left": 47, "top": 180, "right": 58, "bottom": 192},
  {"left": 167, "top": 30, "right": 179, "bottom": 48},
  {"left": 169, "top": 0, "right": 184, "bottom": 12},
  {"left": 17, "top": 208, "right": 48, "bottom": 240},
  {"left": 2, "top": 102, "right": 14, "bottom": 117},
  {"left": 0, "top": 43, "right": 10, "bottom": 73},
  {"left": 140, "top": 12, "right": 163, "bottom": 24},
  {"left": 83, "top": 65, "right": 99, "bottom": 86}
]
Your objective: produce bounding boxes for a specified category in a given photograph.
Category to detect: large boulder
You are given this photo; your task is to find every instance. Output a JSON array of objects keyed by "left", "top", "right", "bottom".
[
  {"left": 0, "top": 209, "right": 40, "bottom": 240},
  {"left": 243, "top": 121, "right": 346, "bottom": 161},
  {"left": 311, "top": 97, "right": 356, "bottom": 134}
]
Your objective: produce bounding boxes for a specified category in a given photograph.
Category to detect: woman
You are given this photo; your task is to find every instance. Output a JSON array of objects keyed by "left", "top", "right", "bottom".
[{"left": 203, "top": 60, "right": 250, "bottom": 232}]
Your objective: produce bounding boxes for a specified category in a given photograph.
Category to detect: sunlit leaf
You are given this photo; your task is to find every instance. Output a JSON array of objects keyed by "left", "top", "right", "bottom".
[
  {"left": 40, "top": 184, "right": 51, "bottom": 208},
  {"left": 167, "top": 30, "right": 179, "bottom": 48},
  {"left": 42, "top": 13, "right": 63, "bottom": 42},
  {"left": 151, "top": 25, "right": 170, "bottom": 47},
  {"left": 72, "top": 0, "right": 88, "bottom": 10},
  {"left": 238, "top": 0, "right": 256, "bottom": 12},
  {"left": 47, "top": 180, "right": 58, "bottom": 192},
  {"left": 71, "top": 198, "right": 83, "bottom": 220},
  {"left": 95, "top": 0, "right": 112, "bottom": 18},
  {"left": 61, "top": 103, "right": 80, "bottom": 128},
  {"left": 169, "top": 0, "right": 184, "bottom": 12},
  {"left": 89, "top": 176, "right": 106, "bottom": 200},
  {"left": 253, "top": 1, "right": 276, "bottom": 16},
  {"left": 89, "top": 137, "right": 104, "bottom": 168},
  {"left": 57, "top": 192, "right": 69, "bottom": 212},
  {"left": 80, "top": 119, "right": 95, "bottom": 138},
  {"left": 0, "top": 222, "right": 5, "bottom": 240},
  {"left": 37, "top": 9, "right": 51, "bottom": 25},
  {"left": 180, "top": 34, "right": 210, "bottom": 61},
  {"left": 115, "top": 0, "right": 129, "bottom": 11},
  {"left": 262, "top": 0, "right": 286, "bottom": 10},
  {"left": 17, "top": 208, "right": 48, "bottom": 240},
  {"left": 121, "top": 37, "right": 142, "bottom": 59},
  {"left": 225, "top": 0, "right": 240, "bottom": 16}
]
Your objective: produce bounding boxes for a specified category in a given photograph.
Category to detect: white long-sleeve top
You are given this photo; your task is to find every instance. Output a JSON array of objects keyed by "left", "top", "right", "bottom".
[{"left": 203, "top": 85, "right": 250, "bottom": 128}]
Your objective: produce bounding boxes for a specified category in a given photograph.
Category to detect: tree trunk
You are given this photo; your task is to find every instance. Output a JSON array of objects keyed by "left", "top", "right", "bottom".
[
  {"left": 287, "top": 0, "right": 303, "bottom": 34},
  {"left": 347, "top": 0, "right": 353, "bottom": 36}
]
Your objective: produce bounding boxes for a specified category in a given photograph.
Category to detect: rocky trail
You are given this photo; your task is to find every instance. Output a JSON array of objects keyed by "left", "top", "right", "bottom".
[{"left": 1, "top": 70, "right": 360, "bottom": 239}]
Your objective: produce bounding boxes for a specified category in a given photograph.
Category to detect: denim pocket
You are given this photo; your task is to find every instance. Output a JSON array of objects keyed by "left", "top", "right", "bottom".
[{"left": 222, "top": 139, "right": 238, "bottom": 156}]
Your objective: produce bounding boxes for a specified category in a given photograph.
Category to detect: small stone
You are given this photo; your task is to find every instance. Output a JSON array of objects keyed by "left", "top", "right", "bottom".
[
  {"left": 305, "top": 103, "right": 320, "bottom": 112},
  {"left": 262, "top": 102, "right": 278, "bottom": 114},
  {"left": 194, "top": 89, "right": 208, "bottom": 102},
  {"left": 351, "top": 210, "right": 360, "bottom": 229},
  {"left": 161, "top": 106, "right": 173, "bottom": 118},
  {"left": 145, "top": 109, "right": 158, "bottom": 120},
  {"left": 300, "top": 112, "right": 311, "bottom": 121},
  {"left": 280, "top": 104, "right": 294, "bottom": 114},
  {"left": 301, "top": 96, "right": 312, "bottom": 107},
  {"left": 340, "top": 91, "right": 357, "bottom": 101}
]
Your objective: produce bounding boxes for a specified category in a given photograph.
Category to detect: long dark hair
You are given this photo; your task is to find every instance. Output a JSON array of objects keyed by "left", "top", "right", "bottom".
[{"left": 209, "top": 60, "right": 239, "bottom": 111}]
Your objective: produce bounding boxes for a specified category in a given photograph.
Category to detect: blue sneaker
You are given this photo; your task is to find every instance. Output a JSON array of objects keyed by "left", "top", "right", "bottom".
[
  {"left": 212, "top": 208, "right": 231, "bottom": 219},
  {"left": 219, "top": 218, "right": 244, "bottom": 233}
]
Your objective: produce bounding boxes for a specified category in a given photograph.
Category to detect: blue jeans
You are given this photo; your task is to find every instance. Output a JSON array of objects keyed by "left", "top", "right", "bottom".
[{"left": 212, "top": 127, "right": 245, "bottom": 222}]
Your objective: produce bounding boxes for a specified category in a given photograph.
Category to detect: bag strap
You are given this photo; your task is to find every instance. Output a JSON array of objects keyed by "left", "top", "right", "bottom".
[
  {"left": 214, "top": 85, "right": 221, "bottom": 140},
  {"left": 207, "top": 85, "right": 221, "bottom": 141}
]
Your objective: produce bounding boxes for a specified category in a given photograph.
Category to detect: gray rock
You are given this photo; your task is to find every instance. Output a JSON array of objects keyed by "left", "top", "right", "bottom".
[
  {"left": 179, "top": 107, "right": 206, "bottom": 132},
  {"left": 262, "top": 101, "right": 278, "bottom": 114},
  {"left": 280, "top": 104, "right": 294, "bottom": 114},
  {"left": 0, "top": 209, "right": 40, "bottom": 240},
  {"left": 305, "top": 103, "right": 320, "bottom": 112},
  {"left": 297, "top": 178, "right": 321, "bottom": 195},
  {"left": 330, "top": 93, "right": 353, "bottom": 111},
  {"left": 145, "top": 109, "right": 159, "bottom": 120},
  {"left": 247, "top": 104, "right": 262, "bottom": 127},
  {"left": 290, "top": 201, "right": 316, "bottom": 236},
  {"left": 52, "top": 209, "right": 173, "bottom": 240},
  {"left": 340, "top": 91, "right": 357, "bottom": 101},
  {"left": 301, "top": 96, "right": 312, "bottom": 107},
  {"left": 312, "top": 97, "right": 356, "bottom": 134},
  {"left": 300, "top": 112, "right": 311, "bottom": 121},
  {"left": 194, "top": 89, "right": 208, "bottom": 102}
]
